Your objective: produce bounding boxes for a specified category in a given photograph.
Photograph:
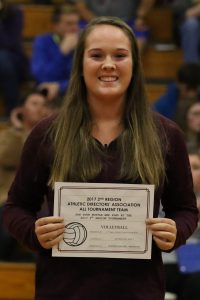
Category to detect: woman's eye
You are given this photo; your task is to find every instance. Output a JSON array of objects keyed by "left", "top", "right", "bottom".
[
  {"left": 192, "top": 165, "right": 200, "bottom": 170},
  {"left": 90, "top": 54, "right": 102, "bottom": 59},
  {"left": 115, "top": 54, "right": 126, "bottom": 59}
]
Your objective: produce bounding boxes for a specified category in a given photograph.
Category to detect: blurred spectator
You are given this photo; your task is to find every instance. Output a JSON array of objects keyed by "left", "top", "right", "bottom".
[
  {"left": 70, "top": 0, "right": 156, "bottom": 53},
  {"left": 163, "top": 145, "right": 200, "bottom": 300},
  {"left": 0, "top": 0, "right": 29, "bottom": 117},
  {"left": 0, "top": 87, "right": 49, "bottom": 261},
  {"left": 171, "top": 0, "right": 200, "bottom": 62},
  {"left": 189, "top": 147, "right": 200, "bottom": 207},
  {"left": 31, "top": 5, "right": 79, "bottom": 101},
  {"left": 175, "top": 100, "right": 200, "bottom": 149},
  {"left": 0, "top": 88, "right": 48, "bottom": 204},
  {"left": 152, "top": 63, "right": 200, "bottom": 119}
]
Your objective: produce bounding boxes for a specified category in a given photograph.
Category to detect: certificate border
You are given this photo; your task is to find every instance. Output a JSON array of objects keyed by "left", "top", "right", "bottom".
[{"left": 57, "top": 186, "right": 150, "bottom": 255}]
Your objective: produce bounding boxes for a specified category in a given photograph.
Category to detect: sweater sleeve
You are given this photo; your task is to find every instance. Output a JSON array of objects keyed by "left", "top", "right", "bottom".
[
  {"left": 161, "top": 119, "right": 199, "bottom": 250},
  {"left": 2, "top": 119, "right": 52, "bottom": 253}
]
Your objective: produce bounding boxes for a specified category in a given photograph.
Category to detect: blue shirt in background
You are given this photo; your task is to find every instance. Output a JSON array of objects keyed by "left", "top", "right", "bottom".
[
  {"left": 152, "top": 83, "right": 180, "bottom": 120},
  {"left": 31, "top": 33, "right": 74, "bottom": 93}
]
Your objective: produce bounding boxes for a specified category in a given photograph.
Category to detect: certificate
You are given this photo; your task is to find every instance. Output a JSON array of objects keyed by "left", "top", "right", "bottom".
[{"left": 52, "top": 182, "right": 154, "bottom": 259}]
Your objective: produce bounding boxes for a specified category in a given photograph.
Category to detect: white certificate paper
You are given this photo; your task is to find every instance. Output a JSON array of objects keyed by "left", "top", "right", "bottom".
[{"left": 52, "top": 182, "right": 154, "bottom": 259}]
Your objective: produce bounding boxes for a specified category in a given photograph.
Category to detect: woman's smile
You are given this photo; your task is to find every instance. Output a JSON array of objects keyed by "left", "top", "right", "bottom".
[{"left": 98, "top": 76, "right": 118, "bottom": 82}]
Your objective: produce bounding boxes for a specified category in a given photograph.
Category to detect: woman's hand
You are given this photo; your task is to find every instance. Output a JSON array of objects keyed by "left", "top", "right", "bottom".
[
  {"left": 146, "top": 218, "right": 177, "bottom": 251},
  {"left": 35, "top": 216, "right": 65, "bottom": 249},
  {"left": 10, "top": 106, "right": 24, "bottom": 129},
  {"left": 38, "top": 82, "right": 60, "bottom": 101},
  {"left": 60, "top": 33, "right": 79, "bottom": 55}
]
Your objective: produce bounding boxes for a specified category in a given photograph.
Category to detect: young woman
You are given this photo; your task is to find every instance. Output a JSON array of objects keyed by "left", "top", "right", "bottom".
[
  {"left": 176, "top": 100, "right": 200, "bottom": 148},
  {"left": 3, "top": 16, "right": 198, "bottom": 300}
]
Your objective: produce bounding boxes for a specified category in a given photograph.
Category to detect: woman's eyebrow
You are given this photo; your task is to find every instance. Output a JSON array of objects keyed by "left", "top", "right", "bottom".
[
  {"left": 87, "top": 48, "right": 129, "bottom": 52},
  {"left": 87, "top": 48, "right": 102, "bottom": 52}
]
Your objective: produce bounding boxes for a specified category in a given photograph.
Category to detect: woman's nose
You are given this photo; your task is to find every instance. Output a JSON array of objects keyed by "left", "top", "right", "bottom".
[{"left": 101, "top": 57, "right": 116, "bottom": 70}]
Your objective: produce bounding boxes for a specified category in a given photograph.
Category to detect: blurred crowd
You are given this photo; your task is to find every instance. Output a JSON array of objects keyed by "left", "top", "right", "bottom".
[{"left": 1, "top": 0, "right": 200, "bottom": 117}]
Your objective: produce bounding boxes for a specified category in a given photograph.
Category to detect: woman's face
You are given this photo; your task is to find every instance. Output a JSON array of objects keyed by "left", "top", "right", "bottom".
[
  {"left": 187, "top": 103, "right": 200, "bottom": 132},
  {"left": 83, "top": 24, "right": 133, "bottom": 103},
  {"left": 189, "top": 154, "right": 200, "bottom": 194}
]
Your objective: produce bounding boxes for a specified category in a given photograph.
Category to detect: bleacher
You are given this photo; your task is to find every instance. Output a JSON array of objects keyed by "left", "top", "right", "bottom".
[{"left": 0, "top": 262, "right": 35, "bottom": 300}]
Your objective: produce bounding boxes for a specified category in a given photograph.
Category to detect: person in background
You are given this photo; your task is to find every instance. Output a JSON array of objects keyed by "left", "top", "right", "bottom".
[
  {"left": 171, "top": 0, "right": 200, "bottom": 63},
  {"left": 2, "top": 16, "right": 198, "bottom": 299},
  {"left": 0, "top": 88, "right": 48, "bottom": 261},
  {"left": 70, "top": 0, "right": 155, "bottom": 53},
  {"left": 31, "top": 5, "right": 80, "bottom": 101},
  {"left": 189, "top": 147, "right": 200, "bottom": 210},
  {"left": 0, "top": 0, "right": 29, "bottom": 117},
  {"left": 0, "top": 88, "right": 48, "bottom": 205},
  {"left": 163, "top": 145, "right": 200, "bottom": 300},
  {"left": 186, "top": 102, "right": 200, "bottom": 148},
  {"left": 152, "top": 63, "right": 200, "bottom": 120},
  {"left": 175, "top": 100, "right": 200, "bottom": 149}
]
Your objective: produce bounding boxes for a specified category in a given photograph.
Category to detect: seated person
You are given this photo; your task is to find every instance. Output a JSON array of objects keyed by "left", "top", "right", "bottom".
[
  {"left": 31, "top": 5, "right": 80, "bottom": 101},
  {"left": 0, "top": 88, "right": 48, "bottom": 261},
  {"left": 0, "top": 88, "right": 48, "bottom": 204},
  {"left": 152, "top": 63, "right": 200, "bottom": 120},
  {"left": 0, "top": 0, "right": 29, "bottom": 116},
  {"left": 171, "top": 1, "right": 200, "bottom": 63}
]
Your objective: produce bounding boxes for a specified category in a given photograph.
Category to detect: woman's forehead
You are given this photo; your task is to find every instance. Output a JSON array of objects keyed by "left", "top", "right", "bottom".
[{"left": 84, "top": 24, "right": 131, "bottom": 48}]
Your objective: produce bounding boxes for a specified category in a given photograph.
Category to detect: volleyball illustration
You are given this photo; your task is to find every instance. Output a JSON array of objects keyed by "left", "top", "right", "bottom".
[{"left": 63, "top": 222, "right": 87, "bottom": 246}]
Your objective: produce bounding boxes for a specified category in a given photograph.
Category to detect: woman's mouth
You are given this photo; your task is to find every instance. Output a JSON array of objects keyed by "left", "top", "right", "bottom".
[{"left": 98, "top": 76, "right": 118, "bottom": 82}]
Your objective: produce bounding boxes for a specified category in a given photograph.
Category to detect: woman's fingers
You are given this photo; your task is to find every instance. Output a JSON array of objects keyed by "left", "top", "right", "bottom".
[
  {"left": 35, "top": 222, "right": 65, "bottom": 235},
  {"left": 152, "top": 236, "right": 175, "bottom": 251},
  {"left": 151, "top": 230, "right": 176, "bottom": 250},
  {"left": 42, "top": 232, "right": 64, "bottom": 249},
  {"left": 35, "top": 216, "right": 65, "bottom": 249},
  {"left": 38, "top": 227, "right": 65, "bottom": 243},
  {"left": 151, "top": 230, "right": 175, "bottom": 241},
  {"left": 146, "top": 217, "right": 176, "bottom": 226},
  {"left": 36, "top": 216, "right": 64, "bottom": 226},
  {"left": 146, "top": 218, "right": 177, "bottom": 251}
]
